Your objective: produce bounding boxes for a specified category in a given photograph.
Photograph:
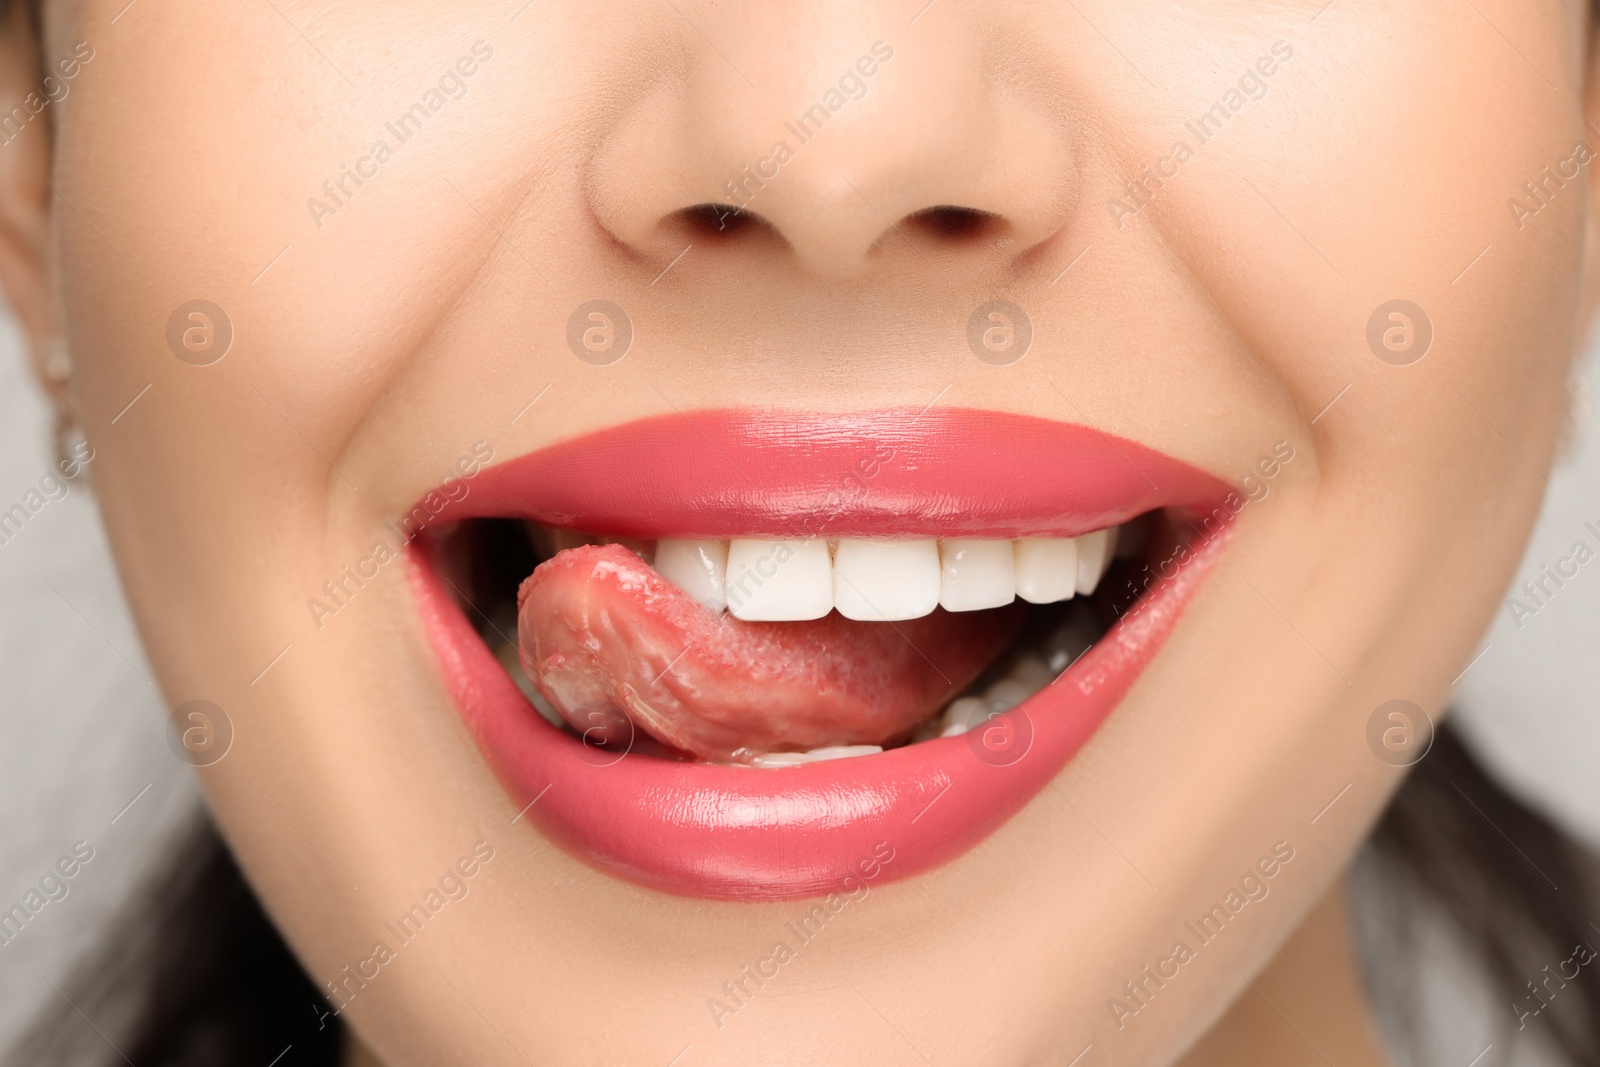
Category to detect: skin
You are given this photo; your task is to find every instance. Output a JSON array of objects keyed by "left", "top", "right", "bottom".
[
  {"left": 3, "top": 1, "right": 1599, "bottom": 1063},
  {"left": 1181, "top": 884, "right": 1387, "bottom": 1066}
]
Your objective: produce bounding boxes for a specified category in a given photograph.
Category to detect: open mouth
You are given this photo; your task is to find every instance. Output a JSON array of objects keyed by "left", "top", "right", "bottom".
[
  {"left": 408, "top": 408, "right": 1232, "bottom": 899},
  {"left": 450, "top": 520, "right": 1128, "bottom": 764}
]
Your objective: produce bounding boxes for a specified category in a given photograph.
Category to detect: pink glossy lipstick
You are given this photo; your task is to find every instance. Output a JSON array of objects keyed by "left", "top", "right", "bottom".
[
  {"left": 446, "top": 408, "right": 1221, "bottom": 538},
  {"left": 408, "top": 408, "right": 1231, "bottom": 899}
]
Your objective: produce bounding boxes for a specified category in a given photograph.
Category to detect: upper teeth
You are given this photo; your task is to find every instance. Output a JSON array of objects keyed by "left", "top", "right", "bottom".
[
  {"left": 724, "top": 537, "right": 834, "bottom": 621},
  {"left": 938, "top": 539, "right": 1017, "bottom": 612},
  {"left": 651, "top": 528, "right": 1121, "bottom": 622},
  {"left": 653, "top": 538, "right": 731, "bottom": 613},
  {"left": 834, "top": 539, "right": 941, "bottom": 622}
]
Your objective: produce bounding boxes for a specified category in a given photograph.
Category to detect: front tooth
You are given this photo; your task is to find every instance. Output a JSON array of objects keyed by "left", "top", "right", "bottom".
[
  {"left": 726, "top": 538, "right": 833, "bottom": 621},
  {"left": 1075, "top": 527, "right": 1117, "bottom": 595},
  {"left": 1014, "top": 538, "right": 1078, "bottom": 604},
  {"left": 938, "top": 539, "right": 1016, "bottom": 612},
  {"left": 655, "top": 539, "right": 729, "bottom": 611},
  {"left": 833, "top": 539, "right": 940, "bottom": 621}
]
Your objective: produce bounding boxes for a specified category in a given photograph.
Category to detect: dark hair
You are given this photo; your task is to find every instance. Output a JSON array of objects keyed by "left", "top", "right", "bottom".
[
  {"left": 10, "top": 721, "right": 1599, "bottom": 1064},
  {"left": 9, "top": 818, "right": 345, "bottom": 1065},
  {"left": 1368, "top": 725, "right": 1600, "bottom": 1060}
]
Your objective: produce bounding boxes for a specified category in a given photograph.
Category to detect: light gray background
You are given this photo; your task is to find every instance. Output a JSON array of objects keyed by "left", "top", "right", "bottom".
[
  {"left": 0, "top": 307, "right": 1595, "bottom": 1052},
  {"left": 0, "top": 312, "right": 199, "bottom": 1048}
]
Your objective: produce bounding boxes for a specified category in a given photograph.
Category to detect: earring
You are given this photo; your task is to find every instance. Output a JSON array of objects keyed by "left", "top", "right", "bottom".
[
  {"left": 1555, "top": 370, "right": 1591, "bottom": 468},
  {"left": 41, "top": 337, "right": 70, "bottom": 384},
  {"left": 39, "top": 338, "right": 87, "bottom": 481}
]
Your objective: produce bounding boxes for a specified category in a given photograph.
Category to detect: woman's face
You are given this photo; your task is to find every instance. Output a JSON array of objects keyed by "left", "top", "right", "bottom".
[{"left": 10, "top": 0, "right": 1597, "bottom": 1062}]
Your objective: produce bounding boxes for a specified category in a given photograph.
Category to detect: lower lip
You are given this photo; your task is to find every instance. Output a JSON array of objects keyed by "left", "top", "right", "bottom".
[{"left": 408, "top": 527, "right": 1228, "bottom": 901}]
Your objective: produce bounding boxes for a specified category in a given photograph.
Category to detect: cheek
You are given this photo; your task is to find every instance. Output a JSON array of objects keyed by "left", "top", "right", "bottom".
[
  {"left": 56, "top": 4, "right": 578, "bottom": 655},
  {"left": 1168, "top": 9, "right": 1577, "bottom": 558}
]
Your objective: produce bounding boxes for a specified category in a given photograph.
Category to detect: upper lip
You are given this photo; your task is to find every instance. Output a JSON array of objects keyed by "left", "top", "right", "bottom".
[
  {"left": 412, "top": 407, "right": 1232, "bottom": 899},
  {"left": 435, "top": 407, "right": 1225, "bottom": 539}
]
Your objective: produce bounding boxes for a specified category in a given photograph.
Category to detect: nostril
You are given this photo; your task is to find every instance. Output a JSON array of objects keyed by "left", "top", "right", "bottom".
[
  {"left": 679, "top": 203, "right": 770, "bottom": 239},
  {"left": 905, "top": 205, "right": 1002, "bottom": 242},
  {"left": 661, "top": 201, "right": 1011, "bottom": 273}
]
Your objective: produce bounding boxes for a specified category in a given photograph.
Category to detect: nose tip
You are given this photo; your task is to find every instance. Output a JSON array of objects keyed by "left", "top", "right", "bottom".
[{"left": 587, "top": 25, "right": 1077, "bottom": 280}]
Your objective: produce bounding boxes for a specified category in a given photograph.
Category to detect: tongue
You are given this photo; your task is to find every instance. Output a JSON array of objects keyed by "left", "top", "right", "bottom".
[{"left": 516, "top": 544, "right": 1024, "bottom": 762}]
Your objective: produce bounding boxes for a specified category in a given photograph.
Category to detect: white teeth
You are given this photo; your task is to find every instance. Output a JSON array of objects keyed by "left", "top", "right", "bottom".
[
  {"left": 938, "top": 539, "right": 1017, "bottom": 612},
  {"left": 1075, "top": 528, "right": 1116, "bottom": 595},
  {"left": 834, "top": 539, "right": 941, "bottom": 621},
  {"left": 1005, "top": 653, "right": 1055, "bottom": 692},
  {"left": 1041, "top": 617, "right": 1095, "bottom": 673},
  {"left": 750, "top": 744, "right": 882, "bottom": 768},
  {"left": 939, "top": 696, "right": 990, "bottom": 737},
  {"left": 654, "top": 539, "right": 729, "bottom": 611},
  {"left": 1014, "top": 538, "right": 1079, "bottom": 604},
  {"left": 716, "top": 524, "right": 1125, "bottom": 759},
  {"left": 984, "top": 678, "right": 1036, "bottom": 711},
  {"left": 937, "top": 651, "right": 1061, "bottom": 737},
  {"left": 725, "top": 538, "right": 833, "bottom": 621},
  {"left": 648, "top": 526, "right": 1121, "bottom": 622}
]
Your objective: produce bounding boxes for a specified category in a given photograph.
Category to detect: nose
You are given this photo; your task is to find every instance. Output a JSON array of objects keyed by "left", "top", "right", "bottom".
[{"left": 586, "top": 14, "right": 1077, "bottom": 279}]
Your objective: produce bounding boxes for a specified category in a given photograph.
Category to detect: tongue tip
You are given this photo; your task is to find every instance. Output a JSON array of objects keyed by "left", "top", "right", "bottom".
[{"left": 517, "top": 542, "right": 651, "bottom": 608}]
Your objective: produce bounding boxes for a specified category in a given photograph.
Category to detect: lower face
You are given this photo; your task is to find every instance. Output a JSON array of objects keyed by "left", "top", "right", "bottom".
[{"left": 45, "top": 0, "right": 1587, "bottom": 1062}]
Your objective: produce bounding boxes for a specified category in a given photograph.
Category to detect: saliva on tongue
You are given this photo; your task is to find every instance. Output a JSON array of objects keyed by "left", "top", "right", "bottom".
[{"left": 516, "top": 544, "right": 1024, "bottom": 763}]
